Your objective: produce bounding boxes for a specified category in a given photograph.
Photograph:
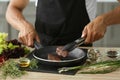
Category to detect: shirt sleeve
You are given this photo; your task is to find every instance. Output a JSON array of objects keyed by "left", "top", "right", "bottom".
[
  {"left": 86, "top": 0, "right": 97, "bottom": 21},
  {"left": 35, "top": 0, "right": 38, "bottom": 6}
]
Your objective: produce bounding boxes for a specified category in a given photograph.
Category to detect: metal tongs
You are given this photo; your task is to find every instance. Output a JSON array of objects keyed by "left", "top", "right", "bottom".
[
  {"left": 34, "top": 40, "right": 43, "bottom": 50},
  {"left": 62, "top": 38, "right": 85, "bottom": 51}
]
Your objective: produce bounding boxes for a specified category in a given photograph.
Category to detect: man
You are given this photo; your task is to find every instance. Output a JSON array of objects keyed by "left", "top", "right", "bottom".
[
  {"left": 82, "top": 0, "right": 120, "bottom": 43},
  {"left": 6, "top": 0, "right": 96, "bottom": 47}
]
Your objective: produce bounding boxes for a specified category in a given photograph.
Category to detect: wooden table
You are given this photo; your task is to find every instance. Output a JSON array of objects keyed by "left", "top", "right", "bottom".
[
  {"left": 1, "top": 47, "right": 120, "bottom": 80},
  {"left": 6, "top": 69, "right": 120, "bottom": 80}
]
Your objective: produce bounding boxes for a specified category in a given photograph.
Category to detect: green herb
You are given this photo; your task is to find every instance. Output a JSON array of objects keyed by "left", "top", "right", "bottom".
[
  {"left": 24, "top": 47, "right": 30, "bottom": 54},
  {"left": 29, "top": 59, "right": 38, "bottom": 69},
  {"left": 58, "top": 66, "right": 83, "bottom": 73},
  {"left": 0, "top": 48, "right": 3, "bottom": 54},
  {"left": 0, "top": 59, "right": 26, "bottom": 80},
  {"left": 7, "top": 43, "right": 19, "bottom": 49},
  {"left": 80, "top": 60, "right": 120, "bottom": 74},
  {"left": 0, "top": 33, "right": 8, "bottom": 54},
  {"left": 58, "top": 60, "right": 120, "bottom": 74},
  {"left": 0, "top": 33, "right": 8, "bottom": 44}
]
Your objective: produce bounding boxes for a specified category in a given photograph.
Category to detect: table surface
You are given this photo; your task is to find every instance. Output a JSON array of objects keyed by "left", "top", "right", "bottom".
[
  {"left": 1, "top": 47, "right": 120, "bottom": 80},
  {"left": 0, "top": 0, "right": 118, "bottom": 3},
  {"left": 7, "top": 69, "right": 120, "bottom": 80}
]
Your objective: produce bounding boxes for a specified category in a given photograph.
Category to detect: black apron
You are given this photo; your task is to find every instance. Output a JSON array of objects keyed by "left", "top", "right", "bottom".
[{"left": 35, "top": 0, "right": 91, "bottom": 46}]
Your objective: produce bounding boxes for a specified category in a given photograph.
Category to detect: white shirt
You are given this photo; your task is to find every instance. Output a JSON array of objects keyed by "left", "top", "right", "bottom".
[
  {"left": 35, "top": 0, "right": 97, "bottom": 21},
  {"left": 86, "top": 0, "right": 97, "bottom": 21}
]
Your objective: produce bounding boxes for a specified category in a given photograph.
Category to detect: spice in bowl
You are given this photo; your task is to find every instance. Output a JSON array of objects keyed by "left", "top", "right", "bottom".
[{"left": 107, "top": 50, "right": 118, "bottom": 58}]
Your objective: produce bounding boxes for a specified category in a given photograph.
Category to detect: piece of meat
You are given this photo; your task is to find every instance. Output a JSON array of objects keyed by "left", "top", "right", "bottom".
[
  {"left": 48, "top": 54, "right": 61, "bottom": 61},
  {"left": 56, "top": 46, "right": 69, "bottom": 57}
]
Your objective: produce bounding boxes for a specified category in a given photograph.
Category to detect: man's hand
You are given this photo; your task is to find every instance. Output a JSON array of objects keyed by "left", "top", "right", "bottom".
[
  {"left": 18, "top": 23, "right": 40, "bottom": 47},
  {"left": 82, "top": 16, "right": 107, "bottom": 44},
  {"left": 6, "top": 0, "right": 40, "bottom": 47}
]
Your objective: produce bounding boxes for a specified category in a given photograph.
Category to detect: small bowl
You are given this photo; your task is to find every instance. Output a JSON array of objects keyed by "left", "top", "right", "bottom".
[
  {"left": 107, "top": 50, "right": 118, "bottom": 58},
  {"left": 18, "top": 58, "right": 30, "bottom": 67}
]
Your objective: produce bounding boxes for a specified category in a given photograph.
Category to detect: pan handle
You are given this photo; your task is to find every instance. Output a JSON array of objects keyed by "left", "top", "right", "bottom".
[{"left": 34, "top": 40, "right": 43, "bottom": 50}]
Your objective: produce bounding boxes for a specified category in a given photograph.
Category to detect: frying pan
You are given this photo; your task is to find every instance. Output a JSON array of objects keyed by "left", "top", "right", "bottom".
[{"left": 32, "top": 41, "right": 87, "bottom": 67}]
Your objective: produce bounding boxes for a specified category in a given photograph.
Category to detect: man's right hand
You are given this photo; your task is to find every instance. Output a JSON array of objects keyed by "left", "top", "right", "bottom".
[{"left": 18, "top": 23, "right": 40, "bottom": 47}]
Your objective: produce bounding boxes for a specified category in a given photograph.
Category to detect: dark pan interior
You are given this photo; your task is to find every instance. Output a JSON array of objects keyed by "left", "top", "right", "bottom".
[{"left": 33, "top": 46, "right": 86, "bottom": 62}]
